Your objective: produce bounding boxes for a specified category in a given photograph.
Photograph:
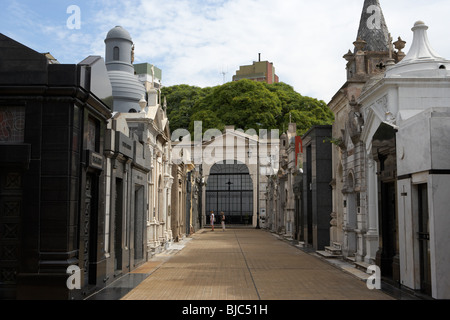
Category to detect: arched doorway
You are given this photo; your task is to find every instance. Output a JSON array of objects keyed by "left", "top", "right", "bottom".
[
  {"left": 206, "top": 161, "right": 253, "bottom": 225},
  {"left": 372, "top": 123, "right": 399, "bottom": 282}
]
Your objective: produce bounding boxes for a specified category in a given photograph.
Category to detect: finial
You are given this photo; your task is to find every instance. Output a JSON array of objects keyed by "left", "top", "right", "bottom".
[
  {"left": 343, "top": 50, "right": 354, "bottom": 62},
  {"left": 386, "top": 33, "right": 395, "bottom": 66},
  {"left": 402, "top": 20, "right": 443, "bottom": 62},
  {"left": 354, "top": 38, "right": 367, "bottom": 52},
  {"left": 414, "top": 21, "right": 426, "bottom": 28},
  {"left": 394, "top": 37, "right": 406, "bottom": 54},
  {"left": 139, "top": 95, "right": 147, "bottom": 113}
]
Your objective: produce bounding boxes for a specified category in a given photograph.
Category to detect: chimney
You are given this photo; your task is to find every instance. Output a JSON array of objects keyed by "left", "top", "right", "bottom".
[{"left": 258, "top": 53, "right": 261, "bottom": 62}]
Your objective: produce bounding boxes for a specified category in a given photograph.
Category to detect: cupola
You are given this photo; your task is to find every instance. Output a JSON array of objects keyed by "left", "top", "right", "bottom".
[
  {"left": 386, "top": 21, "right": 450, "bottom": 78},
  {"left": 104, "top": 26, "right": 146, "bottom": 113}
]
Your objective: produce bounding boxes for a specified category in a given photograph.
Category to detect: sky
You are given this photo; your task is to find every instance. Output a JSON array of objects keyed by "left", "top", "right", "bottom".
[{"left": 1, "top": 0, "right": 450, "bottom": 103}]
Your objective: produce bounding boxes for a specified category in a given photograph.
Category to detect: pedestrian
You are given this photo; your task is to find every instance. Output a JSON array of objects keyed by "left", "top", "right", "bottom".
[
  {"left": 220, "top": 211, "right": 226, "bottom": 231},
  {"left": 210, "top": 211, "right": 215, "bottom": 231}
]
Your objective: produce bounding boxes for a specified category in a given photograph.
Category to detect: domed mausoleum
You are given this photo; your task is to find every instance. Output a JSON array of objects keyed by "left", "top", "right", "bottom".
[{"left": 105, "top": 26, "right": 146, "bottom": 113}]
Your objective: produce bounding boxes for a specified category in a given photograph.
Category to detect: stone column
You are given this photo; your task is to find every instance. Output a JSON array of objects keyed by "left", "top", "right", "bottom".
[
  {"left": 354, "top": 38, "right": 367, "bottom": 75},
  {"left": 365, "top": 156, "right": 379, "bottom": 264},
  {"left": 165, "top": 174, "right": 174, "bottom": 244}
]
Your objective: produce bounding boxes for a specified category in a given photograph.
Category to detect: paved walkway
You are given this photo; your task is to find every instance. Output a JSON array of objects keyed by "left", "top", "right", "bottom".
[{"left": 120, "top": 228, "right": 394, "bottom": 300}]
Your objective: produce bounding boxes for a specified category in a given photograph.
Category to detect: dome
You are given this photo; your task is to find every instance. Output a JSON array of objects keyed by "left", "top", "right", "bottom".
[
  {"left": 385, "top": 21, "right": 450, "bottom": 78},
  {"left": 105, "top": 26, "right": 132, "bottom": 42}
]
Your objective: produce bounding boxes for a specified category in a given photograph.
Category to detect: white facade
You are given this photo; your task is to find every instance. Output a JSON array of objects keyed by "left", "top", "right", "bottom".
[
  {"left": 172, "top": 126, "right": 279, "bottom": 228},
  {"left": 359, "top": 21, "right": 450, "bottom": 299},
  {"left": 199, "top": 128, "right": 277, "bottom": 228},
  {"left": 105, "top": 25, "right": 175, "bottom": 259}
]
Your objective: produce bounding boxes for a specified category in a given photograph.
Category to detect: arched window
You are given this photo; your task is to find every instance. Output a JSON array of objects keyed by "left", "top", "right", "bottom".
[
  {"left": 348, "top": 172, "right": 355, "bottom": 191},
  {"left": 113, "top": 46, "right": 120, "bottom": 61}
]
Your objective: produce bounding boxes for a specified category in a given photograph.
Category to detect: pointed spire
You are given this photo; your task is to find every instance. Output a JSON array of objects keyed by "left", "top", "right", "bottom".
[{"left": 356, "top": 0, "right": 390, "bottom": 52}]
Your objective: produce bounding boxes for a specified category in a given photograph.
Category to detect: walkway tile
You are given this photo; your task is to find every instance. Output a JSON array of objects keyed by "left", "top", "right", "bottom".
[{"left": 121, "top": 229, "right": 394, "bottom": 301}]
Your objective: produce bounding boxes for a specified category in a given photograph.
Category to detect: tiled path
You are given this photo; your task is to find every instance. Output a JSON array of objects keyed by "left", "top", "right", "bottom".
[{"left": 121, "top": 228, "right": 394, "bottom": 300}]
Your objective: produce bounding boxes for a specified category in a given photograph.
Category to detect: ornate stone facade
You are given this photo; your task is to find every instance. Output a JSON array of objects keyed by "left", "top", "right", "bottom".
[
  {"left": 265, "top": 123, "right": 300, "bottom": 238},
  {"left": 327, "top": 0, "right": 405, "bottom": 263}
]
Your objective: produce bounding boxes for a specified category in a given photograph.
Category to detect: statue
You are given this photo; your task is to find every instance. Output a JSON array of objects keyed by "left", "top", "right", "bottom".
[{"left": 348, "top": 96, "right": 364, "bottom": 139}]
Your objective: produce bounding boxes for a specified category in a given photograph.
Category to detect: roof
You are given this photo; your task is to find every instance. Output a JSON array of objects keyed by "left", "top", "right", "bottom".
[
  {"left": 356, "top": 0, "right": 390, "bottom": 52},
  {"left": 385, "top": 21, "right": 450, "bottom": 78},
  {"left": 105, "top": 26, "right": 132, "bottom": 42}
]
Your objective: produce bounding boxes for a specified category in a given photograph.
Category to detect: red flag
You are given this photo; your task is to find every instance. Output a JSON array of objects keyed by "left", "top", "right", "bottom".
[{"left": 295, "top": 136, "right": 303, "bottom": 167}]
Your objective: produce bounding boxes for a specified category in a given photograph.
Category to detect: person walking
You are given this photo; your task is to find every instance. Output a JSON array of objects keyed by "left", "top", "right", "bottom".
[
  {"left": 220, "top": 211, "right": 226, "bottom": 232},
  {"left": 210, "top": 211, "right": 215, "bottom": 231}
]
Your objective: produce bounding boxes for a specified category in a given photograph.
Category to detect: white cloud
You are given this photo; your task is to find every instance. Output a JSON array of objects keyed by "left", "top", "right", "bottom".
[{"left": 85, "top": 0, "right": 373, "bottom": 101}]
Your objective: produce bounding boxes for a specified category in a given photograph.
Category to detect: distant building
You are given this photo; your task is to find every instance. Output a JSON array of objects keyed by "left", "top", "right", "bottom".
[
  {"left": 233, "top": 55, "right": 279, "bottom": 84},
  {"left": 133, "top": 62, "right": 163, "bottom": 110},
  {"left": 134, "top": 63, "right": 162, "bottom": 90}
]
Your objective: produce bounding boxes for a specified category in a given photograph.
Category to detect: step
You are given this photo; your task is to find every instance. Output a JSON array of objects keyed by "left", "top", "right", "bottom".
[
  {"left": 340, "top": 265, "right": 370, "bottom": 281},
  {"left": 345, "top": 256, "right": 356, "bottom": 263},
  {"left": 324, "top": 246, "right": 342, "bottom": 255},
  {"left": 354, "top": 261, "right": 372, "bottom": 272},
  {"left": 332, "top": 242, "right": 342, "bottom": 250},
  {"left": 294, "top": 241, "right": 305, "bottom": 249},
  {"left": 316, "top": 250, "right": 342, "bottom": 259}
]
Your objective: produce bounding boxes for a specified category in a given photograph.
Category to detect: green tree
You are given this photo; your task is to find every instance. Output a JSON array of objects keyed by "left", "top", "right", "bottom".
[
  {"left": 161, "top": 84, "right": 209, "bottom": 131},
  {"left": 162, "top": 80, "right": 334, "bottom": 137},
  {"left": 189, "top": 110, "right": 225, "bottom": 135},
  {"left": 264, "top": 82, "right": 334, "bottom": 136},
  {"left": 193, "top": 79, "right": 282, "bottom": 132}
]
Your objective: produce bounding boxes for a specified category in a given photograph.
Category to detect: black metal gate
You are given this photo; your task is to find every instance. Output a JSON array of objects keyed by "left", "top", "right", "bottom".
[{"left": 206, "top": 161, "right": 253, "bottom": 225}]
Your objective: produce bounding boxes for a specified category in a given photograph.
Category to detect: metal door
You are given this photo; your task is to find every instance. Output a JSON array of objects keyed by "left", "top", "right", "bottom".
[{"left": 418, "top": 184, "right": 431, "bottom": 295}]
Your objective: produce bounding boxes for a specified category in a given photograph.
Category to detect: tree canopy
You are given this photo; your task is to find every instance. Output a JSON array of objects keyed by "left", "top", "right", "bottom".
[{"left": 161, "top": 79, "right": 334, "bottom": 137}]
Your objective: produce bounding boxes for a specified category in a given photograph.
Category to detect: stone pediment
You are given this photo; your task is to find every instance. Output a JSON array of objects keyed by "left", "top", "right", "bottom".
[{"left": 202, "top": 127, "right": 259, "bottom": 147}]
